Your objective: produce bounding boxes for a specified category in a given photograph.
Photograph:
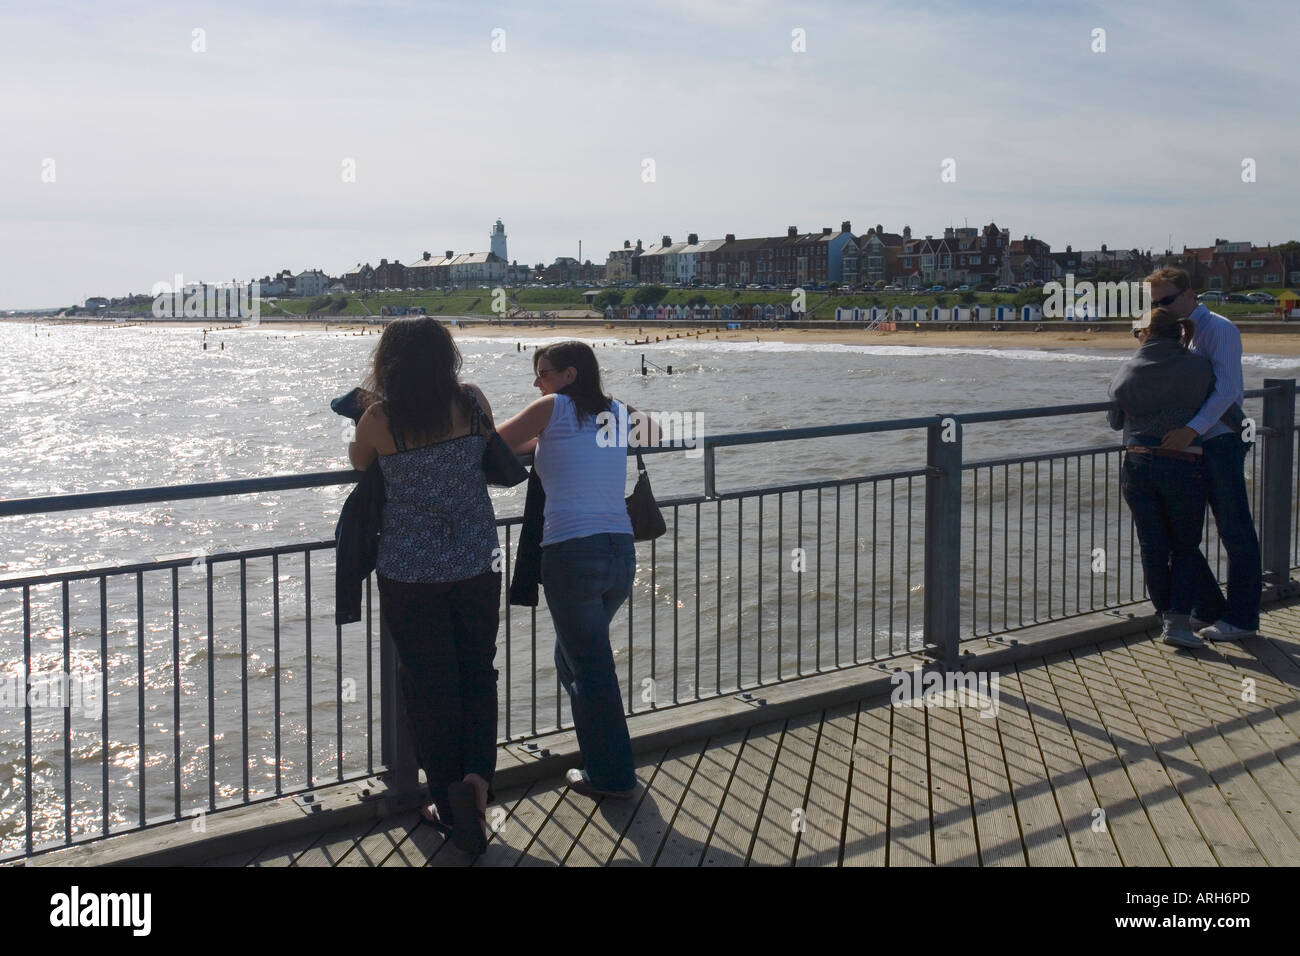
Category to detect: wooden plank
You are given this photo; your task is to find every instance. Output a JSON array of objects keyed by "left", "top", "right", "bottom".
[
  {"left": 474, "top": 780, "right": 566, "bottom": 868},
  {"left": 917, "top": 696, "right": 978, "bottom": 867},
  {"left": 515, "top": 787, "right": 601, "bottom": 867},
  {"left": 749, "top": 711, "right": 821, "bottom": 867},
  {"left": 795, "top": 702, "right": 858, "bottom": 867},
  {"left": 1123, "top": 635, "right": 1300, "bottom": 864},
  {"left": 656, "top": 730, "right": 746, "bottom": 867},
  {"left": 960, "top": 682, "right": 1025, "bottom": 867},
  {"left": 246, "top": 829, "right": 327, "bottom": 867},
  {"left": 608, "top": 741, "right": 702, "bottom": 866},
  {"left": 427, "top": 784, "right": 532, "bottom": 868},
  {"left": 202, "top": 846, "right": 264, "bottom": 867},
  {"left": 1042, "top": 650, "right": 1168, "bottom": 866},
  {"left": 841, "top": 700, "right": 889, "bottom": 867},
  {"left": 1106, "top": 635, "right": 1265, "bottom": 866},
  {"left": 1071, "top": 643, "right": 1215, "bottom": 865},
  {"left": 1015, "top": 660, "right": 1121, "bottom": 866},
  {"left": 886, "top": 691, "right": 932, "bottom": 865},
  {"left": 701, "top": 720, "right": 785, "bottom": 867},
  {"left": 293, "top": 815, "right": 386, "bottom": 867},
  {"left": 334, "top": 810, "right": 420, "bottom": 867},
  {"left": 566, "top": 752, "right": 665, "bottom": 867},
  {"left": 993, "top": 668, "right": 1073, "bottom": 866},
  {"left": 379, "top": 807, "right": 453, "bottom": 867}
]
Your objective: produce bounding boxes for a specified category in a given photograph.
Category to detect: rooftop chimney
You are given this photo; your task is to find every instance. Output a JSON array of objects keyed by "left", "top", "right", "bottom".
[
  {"left": 623, "top": 240, "right": 630, "bottom": 249},
  {"left": 688, "top": 233, "right": 698, "bottom": 244},
  {"left": 822, "top": 227, "right": 832, "bottom": 236},
  {"left": 423, "top": 251, "right": 431, "bottom": 260},
  {"left": 841, "top": 220, "right": 851, "bottom": 233},
  {"left": 788, "top": 226, "right": 798, "bottom": 238},
  {"left": 725, "top": 233, "right": 735, "bottom": 242},
  {"left": 903, "top": 226, "right": 912, "bottom": 239},
  {"left": 876, "top": 223, "right": 883, "bottom": 234},
  {"left": 445, "top": 250, "right": 453, "bottom": 259},
  {"left": 662, "top": 235, "right": 671, "bottom": 246},
  {"left": 944, "top": 227, "right": 954, "bottom": 239}
]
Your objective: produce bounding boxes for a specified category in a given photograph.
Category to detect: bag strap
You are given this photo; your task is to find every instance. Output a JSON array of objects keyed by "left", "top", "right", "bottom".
[{"left": 462, "top": 384, "right": 488, "bottom": 436}]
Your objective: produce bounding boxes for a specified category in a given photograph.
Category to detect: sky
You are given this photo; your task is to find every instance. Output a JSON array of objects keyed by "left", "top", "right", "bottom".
[{"left": 2, "top": 0, "right": 1298, "bottom": 309}]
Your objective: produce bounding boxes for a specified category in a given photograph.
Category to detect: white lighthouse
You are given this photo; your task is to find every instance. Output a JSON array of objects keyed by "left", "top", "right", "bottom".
[{"left": 490, "top": 219, "right": 507, "bottom": 261}]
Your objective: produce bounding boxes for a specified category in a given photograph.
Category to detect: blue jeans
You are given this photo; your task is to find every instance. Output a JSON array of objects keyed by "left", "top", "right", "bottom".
[
  {"left": 1121, "top": 452, "right": 1214, "bottom": 619},
  {"left": 541, "top": 533, "right": 637, "bottom": 792},
  {"left": 1189, "top": 434, "right": 1262, "bottom": 630}
]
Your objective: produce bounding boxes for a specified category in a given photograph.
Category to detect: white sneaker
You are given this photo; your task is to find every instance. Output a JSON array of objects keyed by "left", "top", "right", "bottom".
[{"left": 1196, "top": 620, "right": 1257, "bottom": 642}]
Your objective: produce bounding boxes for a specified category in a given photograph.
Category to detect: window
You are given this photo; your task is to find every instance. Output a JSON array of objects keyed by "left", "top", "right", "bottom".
[
  {"left": 1250, "top": 259, "right": 1264, "bottom": 268},
  {"left": 1264, "top": 273, "right": 1279, "bottom": 283},
  {"left": 970, "top": 255, "right": 980, "bottom": 266},
  {"left": 1233, "top": 260, "right": 1245, "bottom": 269}
]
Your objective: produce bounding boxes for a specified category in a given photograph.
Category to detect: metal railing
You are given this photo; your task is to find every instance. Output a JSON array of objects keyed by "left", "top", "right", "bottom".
[{"left": 1, "top": 379, "right": 1294, "bottom": 860}]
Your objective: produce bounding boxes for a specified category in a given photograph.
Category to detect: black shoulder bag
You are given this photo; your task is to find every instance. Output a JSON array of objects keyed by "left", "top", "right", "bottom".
[
  {"left": 626, "top": 453, "right": 666, "bottom": 541},
  {"left": 464, "top": 386, "right": 529, "bottom": 487}
]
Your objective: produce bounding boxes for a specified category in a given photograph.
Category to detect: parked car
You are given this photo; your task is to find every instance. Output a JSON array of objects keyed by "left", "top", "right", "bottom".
[
  {"left": 1196, "top": 291, "right": 1227, "bottom": 303},
  {"left": 1246, "top": 292, "right": 1276, "bottom": 303},
  {"left": 927, "top": 285, "right": 945, "bottom": 293},
  {"left": 955, "top": 285, "right": 972, "bottom": 292},
  {"left": 1226, "top": 293, "right": 1251, "bottom": 303}
]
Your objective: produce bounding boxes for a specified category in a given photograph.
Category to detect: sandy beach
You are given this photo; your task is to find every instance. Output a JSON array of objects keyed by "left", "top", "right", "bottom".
[{"left": 17, "top": 318, "right": 1300, "bottom": 356}]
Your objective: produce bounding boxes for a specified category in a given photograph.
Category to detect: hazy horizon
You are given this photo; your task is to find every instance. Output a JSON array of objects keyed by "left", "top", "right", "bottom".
[{"left": 3, "top": 0, "right": 1298, "bottom": 310}]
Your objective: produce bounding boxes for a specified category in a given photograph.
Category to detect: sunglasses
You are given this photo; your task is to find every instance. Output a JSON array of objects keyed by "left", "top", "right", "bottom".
[{"left": 1152, "top": 291, "right": 1183, "bottom": 308}]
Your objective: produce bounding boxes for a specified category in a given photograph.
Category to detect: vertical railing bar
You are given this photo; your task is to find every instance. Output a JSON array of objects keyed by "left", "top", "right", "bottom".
[
  {"left": 305, "top": 550, "right": 313, "bottom": 789},
  {"left": 973, "top": 468, "right": 979, "bottom": 633},
  {"left": 63, "top": 580, "right": 72, "bottom": 844},
  {"left": 834, "top": 484, "right": 841, "bottom": 669},
  {"left": 815, "top": 487, "right": 822, "bottom": 672},
  {"left": 871, "top": 481, "right": 878, "bottom": 659},
  {"left": 986, "top": 464, "right": 993, "bottom": 633},
  {"left": 25, "top": 584, "right": 35, "bottom": 854},
  {"left": 736, "top": 497, "right": 743, "bottom": 690},
  {"left": 627, "top": 542, "right": 635, "bottom": 714},
  {"left": 715, "top": 497, "right": 722, "bottom": 695},
  {"left": 335, "top": 617, "right": 344, "bottom": 783},
  {"left": 853, "top": 482, "right": 860, "bottom": 663},
  {"left": 99, "top": 577, "right": 108, "bottom": 838},
  {"left": 272, "top": 553, "right": 282, "bottom": 796},
  {"left": 171, "top": 567, "right": 180, "bottom": 820},
  {"left": 673, "top": 504, "right": 680, "bottom": 704},
  {"left": 365, "top": 572, "right": 373, "bottom": 772},
  {"left": 695, "top": 501, "right": 701, "bottom": 700},
  {"left": 777, "top": 494, "right": 783, "bottom": 682},
  {"left": 1017, "top": 463, "right": 1024, "bottom": 628},
  {"left": 796, "top": 490, "right": 803, "bottom": 676},
  {"left": 240, "top": 558, "right": 249, "bottom": 801},
  {"left": 651, "top": 528, "right": 658, "bottom": 707},
  {"left": 755, "top": 496, "right": 762, "bottom": 686},
  {"left": 1033, "top": 461, "right": 1040, "bottom": 622},
  {"left": 905, "top": 476, "right": 913, "bottom": 650},
  {"left": 889, "top": 478, "right": 896, "bottom": 656},
  {"left": 1048, "top": 458, "right": 1055, "bottom": 619},
  {"left": 503, "top": 524, "right": 512, "bottom": 741},
  {"left": 206, "top": 561, "right": 215, "bottom": 812},
  {"left": 1002, "top": 463, "right": 1009, "bottom": 631},
  {"left": 136, "top": 572, "right": 146, "bottom": 829}
]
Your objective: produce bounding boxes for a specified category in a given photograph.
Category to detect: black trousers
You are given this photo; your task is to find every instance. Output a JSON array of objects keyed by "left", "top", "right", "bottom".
[{"left": 378, "top": 569, "right": 500, "bottom": 818}]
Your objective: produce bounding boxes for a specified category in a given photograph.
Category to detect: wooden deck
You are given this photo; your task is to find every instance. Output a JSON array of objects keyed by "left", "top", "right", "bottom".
[{"left": 199, "top": 601, "right": 1300, "bottom": 867}]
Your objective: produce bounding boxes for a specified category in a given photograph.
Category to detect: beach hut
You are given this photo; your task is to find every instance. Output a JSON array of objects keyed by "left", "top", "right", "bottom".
[
  {"left": 1021, "top": 305, "right": 1035, "bottom": 321},
  {"left": 711, "top": 305, "right": 721, "bottom": 321},
  {"left": 911, "top": 307, "right": 922, "bottom": 323},
  {"left": 894, "top": 307, "right": 905, "bottom": 323},
  {"left": 776, "top": 304, "right": 788, "bottom": 320},
  {"left": 996, "top": 305, "right": 1012, "bottom": 322},
  {"left": 655, "top": 305, "right": 668, "bottom": 320},
  {"left": 931, "top": 306, "right": 941, "bottom": 322},
  {"left": 836, "top": 307, "right": 848, "bottom": 322},
  {"left": 971, "top": 306, "right": 981, "bottom": 321},
  {"left": 1275, "top": 291, "right": 1300, "bottom": 319},
  {"left": 721, "top": 305, "right": 732, "bottom": 322},
  {"left": 763, "top": 305, "right": 776, "bottom": 321}
]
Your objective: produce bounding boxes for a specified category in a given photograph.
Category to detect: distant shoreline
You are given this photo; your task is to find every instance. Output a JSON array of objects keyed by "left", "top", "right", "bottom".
[{"left": 8, "top": 315, "right": 1300, "bottom": 356}]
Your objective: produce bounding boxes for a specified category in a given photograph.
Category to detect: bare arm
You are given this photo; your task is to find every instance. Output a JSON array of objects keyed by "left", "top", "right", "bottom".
[
  {"left": 495, "top": 396, "right": 555, "bottom": 454},
  {"left": 348, "top": 405, "right": 380, "bottom": 471}
]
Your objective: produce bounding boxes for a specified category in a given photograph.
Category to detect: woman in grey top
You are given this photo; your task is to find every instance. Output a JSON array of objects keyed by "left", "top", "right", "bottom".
[
  {"left": 348, "top": 317, "right": 500, "bottom": 855},
  {"left": 1108, "top": 307, "right": 1223, "bottom": 648}
]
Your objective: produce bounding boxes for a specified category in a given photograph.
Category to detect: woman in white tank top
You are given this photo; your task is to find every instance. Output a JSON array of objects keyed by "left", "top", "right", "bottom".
[{"left": 497, "top": 342, "right": 657, "bottom": 798}]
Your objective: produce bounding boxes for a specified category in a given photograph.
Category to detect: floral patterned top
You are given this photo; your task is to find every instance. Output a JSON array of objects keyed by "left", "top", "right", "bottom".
[{"left": 376, "top": 430, "right": 497, "bottom": 583}]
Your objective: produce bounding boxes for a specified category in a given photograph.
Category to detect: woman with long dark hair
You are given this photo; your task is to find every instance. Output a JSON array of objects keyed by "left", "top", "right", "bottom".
[
  {"left": 347, "top": 316, "right": 500, "bottom": 854},
  {"left": 496, "top": 342, "right": 655, "bottom": 798}
]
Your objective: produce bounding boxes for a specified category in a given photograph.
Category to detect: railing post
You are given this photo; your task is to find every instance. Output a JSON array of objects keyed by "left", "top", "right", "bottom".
[
  {"left": 378, "top": 598, "right": 420, "bottom": 798},
  {"left": 1259, "top": 378, "right": 1296, "bottom": 592},
  {"left": 703, "top": 442, "right": 717, "bottom": 499},
  {"left": 923, "top": 415, "right": 962, "bottom": 667}
]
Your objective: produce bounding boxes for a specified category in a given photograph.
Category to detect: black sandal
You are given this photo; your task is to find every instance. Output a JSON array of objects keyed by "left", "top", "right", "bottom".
[{"left": 446, "top": 781, "right": 488, "bottom": 856}]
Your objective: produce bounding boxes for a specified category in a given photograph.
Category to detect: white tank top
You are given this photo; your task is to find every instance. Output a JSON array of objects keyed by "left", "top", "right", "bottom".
[{"left": 534, "top": 394, "right": 633, "bottom": 546}]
